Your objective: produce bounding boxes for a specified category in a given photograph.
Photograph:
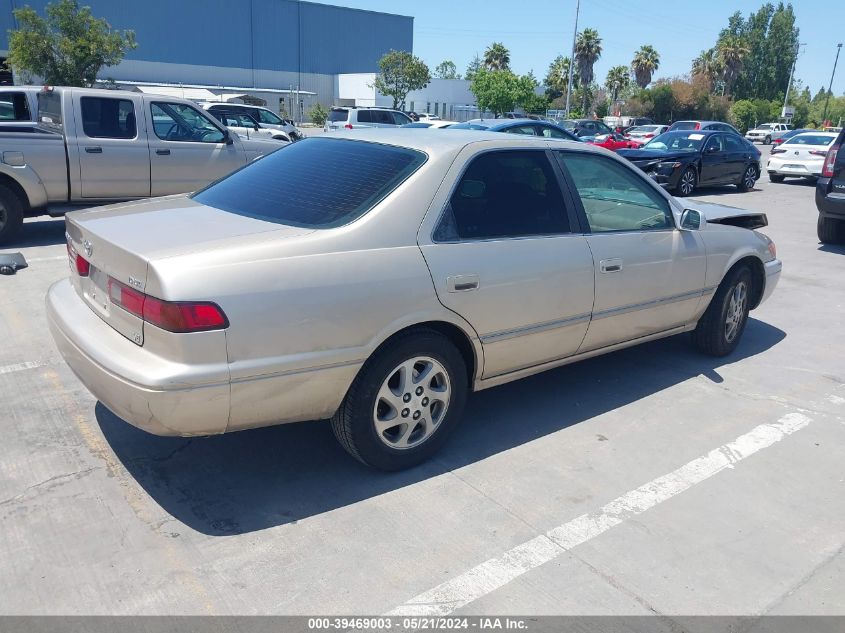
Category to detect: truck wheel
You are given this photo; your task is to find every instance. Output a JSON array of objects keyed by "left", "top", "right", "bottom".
[
  {"left": 817, "top": 215, "right": 845, "bottom": 245},
  {"left": 693, "top": 265, "right": 752, "bottom": 357},
  {"left": 331, "top": 328, "right": 468, "bottom": 471},
  {"left": 0, "top": 184, "right": 25, "bottom": 246},
  {"left": 764, "top": 135, "right": 771, "bottom": 145}
]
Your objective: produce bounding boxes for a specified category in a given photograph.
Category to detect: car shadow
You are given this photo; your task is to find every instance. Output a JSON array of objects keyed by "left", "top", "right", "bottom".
[
  {"left": 14, "top": 217, "right": 67, "bottom": 248},
  {"left": 97, "top": 318, "right": 786, "bottom": 536},
  {"left": 818, "top": 243, "right": 845, "bottom": 255},
  {"left": 769, "top": 178, "right": 817, "bottom": 187},
  {"left": 693, "top": 185, "right": 759, "bottom": 196}
]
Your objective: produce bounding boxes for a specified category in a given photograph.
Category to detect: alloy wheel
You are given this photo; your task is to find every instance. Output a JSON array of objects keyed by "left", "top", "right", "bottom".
[
  {"left": 743, "top": 167, "right": 756, "bottom": 190},
  {"left": 372, "top": 356, "right": 451, "bottom": 450},
  {"left": 724, "top": 281, "right": 748, "bottom": 343},
  {"left": 679, "top": 169, "right": 696, "bottom": 195}
]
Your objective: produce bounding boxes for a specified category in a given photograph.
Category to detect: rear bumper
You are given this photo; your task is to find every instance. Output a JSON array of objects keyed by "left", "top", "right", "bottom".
[
  {"left": 816, "top": 178, "right": 845, "bottom": 219},
  {"left": 767, "top": 157, "right": 822, "bottom": 177},
  {"left": 760, "top": 259, "right": 782, "bottom": 306},
  {"left": 47, "top": 278, "right": 230, "bottom": 436}
]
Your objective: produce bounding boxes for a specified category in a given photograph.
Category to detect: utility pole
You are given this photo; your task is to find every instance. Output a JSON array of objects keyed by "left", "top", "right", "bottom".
[
  {"left": 564, "top": 0, "right": 580, "bottom": 118},
  {"left": 822, "top": 43, "right": 843, "bottom": 124},
  {"left": 782, "top": 41, "right": 803, "bottom": 120}
]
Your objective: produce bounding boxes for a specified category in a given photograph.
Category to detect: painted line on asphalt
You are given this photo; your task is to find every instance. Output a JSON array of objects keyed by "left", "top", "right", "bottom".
[
  {"left": 26, "top": 255, "right": 67, "bottom": 263},
  {"left": 0, "top": 361, "right": 45, "bottom": 375},
  {"left": 388, "top": 412, "right": 812, "bottom": 616}
]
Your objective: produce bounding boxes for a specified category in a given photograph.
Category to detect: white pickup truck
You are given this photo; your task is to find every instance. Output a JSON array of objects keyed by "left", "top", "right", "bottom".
[
  {"left": 744, "top": 122, "right": 792, "bottom": 145},
  {"left": 0, "top": 86, "right": 283, "bottom": 244}
]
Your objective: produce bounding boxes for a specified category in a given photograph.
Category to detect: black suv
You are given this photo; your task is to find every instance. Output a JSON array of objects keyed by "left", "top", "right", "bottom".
[{"left": 816, "top": 127, "right": 845, "bottom": 244}]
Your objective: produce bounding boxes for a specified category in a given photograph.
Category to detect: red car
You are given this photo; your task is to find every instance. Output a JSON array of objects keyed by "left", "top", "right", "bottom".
[{"left": 587, "top": 132, "right": 642, "bottom": 151}]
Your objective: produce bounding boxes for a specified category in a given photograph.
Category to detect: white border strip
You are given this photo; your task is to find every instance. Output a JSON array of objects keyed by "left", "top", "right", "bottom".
[
  {"left": 388, "top": 413, "right": 811, "bottom": 616},
  {"left": 0, "top": 361, "right": 45, "bottom": 375}
]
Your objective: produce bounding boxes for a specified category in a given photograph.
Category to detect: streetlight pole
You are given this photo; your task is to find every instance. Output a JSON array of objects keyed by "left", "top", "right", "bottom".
[
  {"left": 822, "top": 43, "right": 843, "bottom": 124},
  {"left": 782, "top": 41, "right": 803, "bottom": 120},
  {"left": 564, "top": 0, "right": 580, "bottom": 118}
]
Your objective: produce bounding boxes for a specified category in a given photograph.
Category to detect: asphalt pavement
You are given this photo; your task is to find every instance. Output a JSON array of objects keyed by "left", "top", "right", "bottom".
[{"left": 0, "top": 145, "right": 843, "bottom": 617}]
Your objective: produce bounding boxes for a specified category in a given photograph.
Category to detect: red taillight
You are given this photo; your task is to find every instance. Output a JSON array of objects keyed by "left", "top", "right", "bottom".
[
  {"left": 809, "top": 150, "right": 828, "bottom": 157},
  {"left": 695, "top": 123, "right": 701, "bottom": 130},
  {"left": 108, "top": 277, "right": 228, "bottom": 333},
  {"left": 822, "top": 145, "right": 840, "bottom": 178},
  {"left": 67, "top": 243, "right": 90, "bottom": 277},
  {"left": 344, "top": 124, "right": 353, "bottom": 129},
  {"left": 644, "top": 133, "right": 654, "bottom": 138}
]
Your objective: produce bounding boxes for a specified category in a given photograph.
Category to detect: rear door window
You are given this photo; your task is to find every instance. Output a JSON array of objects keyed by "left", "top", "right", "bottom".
[
  {"left": 357, "top": 110, "right": 373, "bottom": 124},
  {"left": 328, "top": 108, "right": 348, "bottom": 122},
  {"left": 193, "top": 138, "right": 426, "bottom": 228},
  {"left": 80, "top": 97, "right": 137, "bottom": 139}
]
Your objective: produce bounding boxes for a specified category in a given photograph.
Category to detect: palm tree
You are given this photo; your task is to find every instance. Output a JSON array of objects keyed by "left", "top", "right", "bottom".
[
  {"left": 717, "top": 36, "right": 749, "bottom": 96},
  {"left": 605, "top": 65, "right": 630, "bottom": 103},
  {"left": 631, "top": 45, "right": 660, "bottom": 89},
  {"left": 483, "top": 42, "right": 510, "bottom": 71},
  {"left": 544, "top": 55, "right": 577, "bottom": 100},
  {"left": 691, "top": 48, "right": 723, "bottom": 91},
  {"left": 575, "top": 28, "right": 602, "bottom": 114}
]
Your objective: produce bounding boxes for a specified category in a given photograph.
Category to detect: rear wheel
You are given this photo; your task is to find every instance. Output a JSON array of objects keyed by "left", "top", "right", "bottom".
[
  {"left": 769, "top": 173, "right": 785, "bottom": 183},
  {"left": 676, "top": 167, "right": 697, "bottom": 196},
  {"left": 0, "top": 184, "right": 24, "bottom": 246},
  {"left": 817, "top": 215, "right": 845, "bottom": 245},
  {"left": 693, "top": 266, "right": 752, "bottom": 357},
  {"left": 331, "top": 328, "right": 468, "bottom": 470},
  {"left": 736, "top": 165, "right": 757, "bottom": 192}
]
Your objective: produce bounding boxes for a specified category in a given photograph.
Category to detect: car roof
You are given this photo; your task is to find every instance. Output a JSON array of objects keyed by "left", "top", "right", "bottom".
[{"left": 462, "top": 118, "right": 558, "bottom": 128}]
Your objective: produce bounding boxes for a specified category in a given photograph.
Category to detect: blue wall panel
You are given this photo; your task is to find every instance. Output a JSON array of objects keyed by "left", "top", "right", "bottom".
[{"left": 1, "top": 0, "right": 413, "bottom": 75}]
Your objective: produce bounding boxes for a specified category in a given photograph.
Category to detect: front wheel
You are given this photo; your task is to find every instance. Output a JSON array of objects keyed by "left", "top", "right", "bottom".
[
  {"left": 331, "top": 328, "right": 468, "bottom": 470},
  {"left": 693, "top": 266, "right": 752, "bottom": 357},
  {"left": 676, "top": 167, "right": 697, "bottom": 196},
  {"left": 736, "top": 165, "right": 757, "bottom": 192},
  {"left": 818, "top": 215, "right": 845, "bottom": 245},
  {"left": 764, "top": 135, "right": 771, "bottom": 145}
]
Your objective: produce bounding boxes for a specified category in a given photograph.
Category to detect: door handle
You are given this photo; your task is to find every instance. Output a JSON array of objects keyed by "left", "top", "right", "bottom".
[
  {"left": 84, "top": 147, "right": 102, "bottom": 154},
  {"left": 600, "top": 258, "right": 623, "bottom": 273},
  {"left": 156, "top": 149, "right": 171, "bottom": 155},
  {"left": 447, "top": 274, "right": 479, "bottom": 292}
]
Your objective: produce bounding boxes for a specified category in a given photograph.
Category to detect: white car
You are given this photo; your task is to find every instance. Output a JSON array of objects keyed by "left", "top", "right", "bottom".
[
  {"left": 745, "top": 122, "right": 791, "bottom": 145},
  {"left": 214, "top": 112, "right": 289, "bottom": 142},
  {"left": 417, "top": 113, "right": 441, "bottom": 121},
  {"left": 200, "top": 102, "right": 302, "bottom": 141},
  {"left": 766, "top": 132, "right": 838, "bottom": 182},
  {"left": 625, "top": 124, "right": 669, "bottom": 144},
  {"left": 403, "top": 120, "right": 458, "bottom": 129}
]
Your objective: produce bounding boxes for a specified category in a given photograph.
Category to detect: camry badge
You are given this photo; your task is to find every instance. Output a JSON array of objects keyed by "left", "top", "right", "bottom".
[{"left": 83, "top": 239, "right": 93, "bottom": 257}]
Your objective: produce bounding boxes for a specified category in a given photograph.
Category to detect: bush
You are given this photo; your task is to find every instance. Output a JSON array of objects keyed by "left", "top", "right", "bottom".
[
  {"left": 309, "top": 103, "right": 328, "bottom": 127},
  {"left": 730, "top": 100, "right": 756, "bottom": 133}
]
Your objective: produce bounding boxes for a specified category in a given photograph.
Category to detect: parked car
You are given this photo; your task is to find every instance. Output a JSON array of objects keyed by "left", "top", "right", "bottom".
[
  {"left": 767, "top": 132, "right": 838, "bottom": 182},
  {"left": 0, "top": 86, "right": 280, "bottom": 244},
  {"left": 625, "top": 124, "right": 669, "bottom": 144},
  {"left": 617, "top": 129, "right": 761, "bottom": 196},
  {"left": 745, "top": 122, "right": 792, "bottom": 145},
  {"left": 416, "top": 113, "right": 441, "bottom": 121},
  {"left": 815, "top": 126, "right": 845, "bottom": 244},
  {"left": 200, "top": 102, "right": 302, "bottom": 141},
  {"left": 324, "top": 106, "right": 412, "bottom": 131},
  {"left": 558, "top": 118, "right": 614, "bottom": 138},
  {"left": 449, "top": 118, "right": 581, "bottom": 140},
  {"left": 621, "top": 117, "right": 656, "bottom": 133},
  {"left": 403, "top": 111, "right": 420, "bottom": 121},
  {"left": 48, "top": 130, "right": 781, "bottom": 470},
  {"left": 402, "top": 121, "right": 458, "bottom": 129},
  {"left": 586, "top": 132, "right": 641, "bottom": 151},
  {"left": 211, "top": 112, "right": 290, "bottom": 142},
  {"left": 668, "top": 120, "right": 741, "bottom": 135},
  {"left": 772, "top": 128, "right": 814, "bottom": 146}
]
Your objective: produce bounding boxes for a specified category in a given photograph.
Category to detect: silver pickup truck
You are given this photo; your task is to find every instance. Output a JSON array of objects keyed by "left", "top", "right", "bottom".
[{"left": 0, "top": 86, "right": 282, "bottom": 244}]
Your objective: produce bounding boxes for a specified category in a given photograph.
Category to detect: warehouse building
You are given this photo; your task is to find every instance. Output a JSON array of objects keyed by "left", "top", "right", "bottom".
[{"left": 0, "top": 0, "right": 416, "bottom": 117}]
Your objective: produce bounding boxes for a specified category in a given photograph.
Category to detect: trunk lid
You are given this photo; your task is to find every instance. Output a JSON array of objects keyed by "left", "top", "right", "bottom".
[{"left": 65, "top": 195, "right": 313, "bottom": 345}]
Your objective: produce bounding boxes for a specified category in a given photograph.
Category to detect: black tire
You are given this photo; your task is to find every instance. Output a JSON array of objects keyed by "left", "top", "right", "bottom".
[
  {"left": 331, "top": 328, "right": 468, "bottom": 470},
  {"left": 769, "top": 173, "right": 785, "bottom": 183},
  {"left": 817, "top": 215, "right": 845, "bottom": 245},
  {"left": 676, "top": 166, "right": 697, "bottom": 197},
  {"left": 764, "top": 135, "right": 771, "bottom": 145},
  {"left": 0, "top": 184, "right": 25, "bottom": 246},
  {"left": 736, "top": 164, "right": 757, "bottom": 192},
  {"left": 693, "top": 266, "right": 753, "bottom": 357}
]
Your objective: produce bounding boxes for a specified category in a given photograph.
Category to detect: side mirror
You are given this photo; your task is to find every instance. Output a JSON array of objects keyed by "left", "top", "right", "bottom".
[
  {"left": 680, "top": 209, "right": 702, "bottom": 231},
  {"left": 224, "top": 130, "right": 234, "bottom": 145}
]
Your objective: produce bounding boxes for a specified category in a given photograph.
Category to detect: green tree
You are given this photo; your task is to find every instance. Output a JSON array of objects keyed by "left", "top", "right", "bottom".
[
  {"left": 522, "top": 91, "right": 550, "bottom": 115},
  {"left": 6, "top": 0, "right": 137, "bottom": 87},
  {"left": 372, "top": 50, "right": 431, "bottom": 109},
  {"left": 692, "top": 48, "right": 723, "bottom": 92},
  {"left": 631, "top": 45, "right": 660, "bottom": 89},
  {"left": 605, "top": 65, "right": 630, "bottom": 103},
  {"left": 465, "top": 54, "right": 482, "bottom": 81},
  {"left": 575, "top": 28, "right": 602, "bottom": 114},
  {"left": 470, "top": 69, "right": 535, "bottom": 117},
  {"left": 544, "top": 55, "right": 577, "bottom": 101},
  {"left": 434, "top": 60, "right": 460, "bottom": 80},
  {"left": 717, "top": 35, "right": 750, "bottom": 96},
  {"left": 309, "top": 103, "right": 328, "bottom": 127},
  {"left": 483, "top": 42, "right": 511, "bottom": 71},
  {"left": 730, "top": 99, "right": 757, "bottom": 132}
]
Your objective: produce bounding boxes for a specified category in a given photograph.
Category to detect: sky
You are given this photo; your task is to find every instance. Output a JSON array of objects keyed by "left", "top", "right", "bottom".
[{"left": 314, "top": 0, "right": 845, "bottom": 97}]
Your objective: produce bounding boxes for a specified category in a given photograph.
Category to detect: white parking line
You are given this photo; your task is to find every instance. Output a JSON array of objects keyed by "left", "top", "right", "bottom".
[
  {"left": 0, "top": 361, "right": 45, "bottom": 375},
  {"left": 26, "top": 256, "right": 67, "bottom": 263},
  {"left": 388, "top": 412, "right": 811, "bottom": 616}
]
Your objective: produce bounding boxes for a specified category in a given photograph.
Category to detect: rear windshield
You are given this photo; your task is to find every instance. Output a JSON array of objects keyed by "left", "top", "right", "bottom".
[
  {"left": 192, "top": 138, "right": 426, "bottom": 228},
  {"left": 783, "top": 134, "right": 836, "bottom": 146},
  {"left": 670, "top": 122, "right": 697, "bottom": 130},
  {"left": 328, "top": 108, "right": 348, "bottom": 122}
]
